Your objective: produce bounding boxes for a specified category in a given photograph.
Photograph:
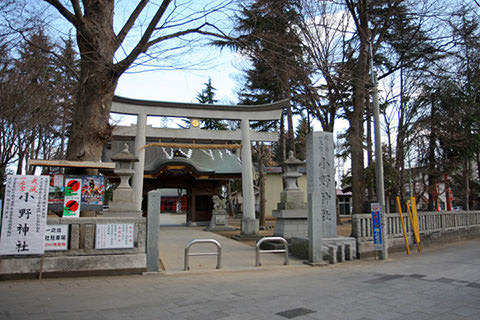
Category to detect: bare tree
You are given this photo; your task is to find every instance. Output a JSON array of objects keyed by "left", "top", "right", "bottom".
[
  {"left": 297, "top": 0, "right": 353, "bottom": 133},
  {"left": 24, "top": 0, "right": 232, "bottom": 166}
]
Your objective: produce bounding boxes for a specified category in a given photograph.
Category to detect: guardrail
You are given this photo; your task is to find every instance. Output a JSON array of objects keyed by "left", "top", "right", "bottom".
[
  {"left": 184, "top": 239, "right": 222, "bottom": 271},
  {"left": 352, "top": 210, "right": 480, "bottom": 241},
  {"left": 255, "top": 237, "right": 289, "bottom": 267},
  {"left": 352, "top": 210, "right": 480, "bottom": 258}
]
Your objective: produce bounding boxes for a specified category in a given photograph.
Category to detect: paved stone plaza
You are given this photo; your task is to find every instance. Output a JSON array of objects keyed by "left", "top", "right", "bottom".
[{"left": 0, "top": 239, "right": 479, "bottom": 320}]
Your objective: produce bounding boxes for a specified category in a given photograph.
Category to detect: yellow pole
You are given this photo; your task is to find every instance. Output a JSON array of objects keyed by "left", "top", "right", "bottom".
[
  {"left": 406, "top": 200, "right": 421, "bottom": 253},
  {"left": 396, "top": 196, "right": 410, "bottom": 255},
  {"left": 411, "top": 197, "right": 421, "bottom": 252}
]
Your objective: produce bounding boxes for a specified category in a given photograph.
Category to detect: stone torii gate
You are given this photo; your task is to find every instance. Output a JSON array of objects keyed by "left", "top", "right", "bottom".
[{"left": 110, "top": 96, "right": 287, "bottom": 235}]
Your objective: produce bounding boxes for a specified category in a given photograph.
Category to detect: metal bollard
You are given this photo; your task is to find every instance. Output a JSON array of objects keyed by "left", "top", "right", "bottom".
[
  {"left": 184, "top": 239, "right": 222, "bottom": 271},
  {"left": 255, "top": 237, "right": 289, "bottom": 267}
]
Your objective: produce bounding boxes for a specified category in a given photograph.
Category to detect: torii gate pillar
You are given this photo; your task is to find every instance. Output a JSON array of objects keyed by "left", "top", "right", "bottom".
[{"left": 240, "top": 118, "right": 258, "bottom": 234}]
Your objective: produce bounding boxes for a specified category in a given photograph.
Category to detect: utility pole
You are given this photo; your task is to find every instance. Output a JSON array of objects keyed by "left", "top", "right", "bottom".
[{"left": 369, "top": 41, "right": 388, "bottom": 259}]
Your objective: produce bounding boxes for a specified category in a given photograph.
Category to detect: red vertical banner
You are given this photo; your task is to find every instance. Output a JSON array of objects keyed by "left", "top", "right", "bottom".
[{"left": 445, "top": 173, "right": 452, "bottom": 211}]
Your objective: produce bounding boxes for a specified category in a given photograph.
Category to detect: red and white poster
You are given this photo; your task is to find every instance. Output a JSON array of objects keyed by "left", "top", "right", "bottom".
[{"left": 63, "top": 178, "right": 82, "bottom": 217}]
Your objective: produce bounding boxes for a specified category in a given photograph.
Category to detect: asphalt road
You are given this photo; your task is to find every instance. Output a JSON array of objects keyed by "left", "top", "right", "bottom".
[{"left": 0, "top": 239, "right": 479, "bottom": 320}]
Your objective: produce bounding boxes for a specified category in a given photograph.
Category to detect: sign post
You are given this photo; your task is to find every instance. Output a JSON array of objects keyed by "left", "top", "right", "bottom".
[{"left": 371, "top": 202, "right": 384, "bottom": 253}]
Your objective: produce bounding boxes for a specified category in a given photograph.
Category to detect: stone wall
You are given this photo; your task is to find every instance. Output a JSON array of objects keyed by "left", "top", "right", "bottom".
[{"left": 0, "top": 216, "right": 146, "bottom": 278}]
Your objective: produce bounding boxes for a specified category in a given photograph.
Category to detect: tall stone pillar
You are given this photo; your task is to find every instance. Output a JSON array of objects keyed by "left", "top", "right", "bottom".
[
  {"left": 307, "top": 131, "right": 336, "bottom": 264},
  {"left": 240, "top": 118, "right": 258, "bottom": 235},
  {"left": 133, "top": 113, "right": 147, "bottom": 211}
]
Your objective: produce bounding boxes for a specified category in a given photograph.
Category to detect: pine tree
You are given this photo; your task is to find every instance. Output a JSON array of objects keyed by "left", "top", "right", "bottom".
[
  {"left": 195, "top": 78, "right": 227, "bottom": 130},
  {"left": 214, "top": 0, "right": 310, "bottom": 160},
  {"left": 294, "top": 117, "right": 311, "bottom": 161}
]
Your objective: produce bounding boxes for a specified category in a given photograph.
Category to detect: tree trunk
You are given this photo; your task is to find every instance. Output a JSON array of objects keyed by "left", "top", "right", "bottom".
[
  {"left": 59, "top": 105, "right": 67, "bottom": 159},
  {"left": 16, "top": 138, "right": 24, "bottom": 175},
  {"left": 66, "top": 73, "right": 116, "bottom": 164},
  {"left": 349, "top": 111, "right": 366, "bottom": 214},
  {"left": 349, "top": 55, "right": 368, "bottom": 213},
  {"left": 26, "top": 140, "right": 36, "bottom": 175},
  {"left": 63, "top": 2, "right": 118, "bottom": 217},
  {"left": 280, "top": 112, "right": 286, "bottom": 162},
  {"left": 286, "top": 105, "right": 295, "bottom": 156},
  {"left": 348, "top": 0, "right": 369, "bottom": 215},
  {"left": 0, "top": 164, "right": 6, "bottom": 199},
  {"left": 66, "top": 0, "right": 117, "bottom": 165},
  {"left": 476, "top": 151, "right": 480, "bottom": 190},
  {"left": 464, "top": 159, "right": 470, "bottom": 211},
  {"left": 395, "top": 106, "right": 406, "bottom": 204},
  {"left": 427, "top": 94, "right": 436, "bottom": 211}
]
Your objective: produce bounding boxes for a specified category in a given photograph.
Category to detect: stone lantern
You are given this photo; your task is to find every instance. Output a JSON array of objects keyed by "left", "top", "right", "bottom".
[
  {"left": 104, "top": 144, "right": 141, "bottom": 217},
  {"left": 272, "top": 151, "right": 308, "bottom": 239},
  {"left": 280, "top": 151, "right": 305, "bottom": 203}
]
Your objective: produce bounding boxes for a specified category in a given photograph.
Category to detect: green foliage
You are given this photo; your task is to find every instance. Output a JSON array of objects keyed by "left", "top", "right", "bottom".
[
  {"left": 214, "top": 0, "right": 313, "bottom": 160},
  {"left": 196, "top": 78, "right": 218, "bottom": 104},
  {"left": 294, "top": 117, "right": 311, "bottom": 160},
  {"left": 188, "top": 78, "right": 228, "bottom": 130}
]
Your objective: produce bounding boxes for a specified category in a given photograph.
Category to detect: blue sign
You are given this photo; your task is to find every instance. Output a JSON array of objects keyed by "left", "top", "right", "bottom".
[{"left": 371, "top": 203, "right": 384, "bottom": 251}]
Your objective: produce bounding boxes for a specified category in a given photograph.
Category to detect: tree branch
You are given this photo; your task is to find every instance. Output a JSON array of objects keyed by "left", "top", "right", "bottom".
[
  {"left": 115, "top": 0, "right": 149, "bottom": 51},
  {"left": 43, "top": 0, "right": 77, "bottom": 26},
  {"left": 146, "top": 22, "right": 230, "bottom": 48},
  {"left": 70, "top": 0, "right": 83, "bottom": 21},
  {"left": 115, "top": 0, "right": 171, "bottom": 73},
  {"left": 345, "top": 0, "right": 361, "bottom": 33}
]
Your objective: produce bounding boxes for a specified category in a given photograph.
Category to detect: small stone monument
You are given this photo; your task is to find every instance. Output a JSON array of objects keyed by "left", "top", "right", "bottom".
[
  {"left": 104, "top": 144, "right": 141, "bottom": 217},
  {"left": 205, "top": 195, "right": 236, "bottom": 231},
  {"left": 272, "top": 151, "right": 308, "bottom": 239}
]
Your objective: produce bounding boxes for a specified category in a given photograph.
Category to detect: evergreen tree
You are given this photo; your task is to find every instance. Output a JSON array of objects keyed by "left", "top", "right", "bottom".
[
  {"left": 414, "top": 5, "right": 480, "bottom": 210},
  {"left": 52, "top": 35, "right": 79, "bottom": 159},
  {"left": 214, "top": 0, "right": 311, "bottom": 160},
  {"left": 0, "top": 27, "right": 78, "bottom": 196},
  {"left": 294, "top": 116, "right": 311, "bottom": 161},
  {"left": 195, "top": 78, "right": 227, "bottom": 130}
]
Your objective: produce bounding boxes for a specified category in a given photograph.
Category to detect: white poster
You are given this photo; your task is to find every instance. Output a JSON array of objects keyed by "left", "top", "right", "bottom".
[
  {"left": 0, "top": 175, "right": 49, "bottom": 255},
  {"left": 95, "top": 224, "right": 134, "bottom": 249},
  {"left": 63, "top": 178, "right": 82, "bottom": 217},
  {"left": 44, "top": 224, "right": 69, "bottom": 251}
]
